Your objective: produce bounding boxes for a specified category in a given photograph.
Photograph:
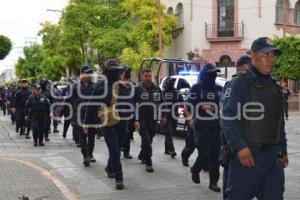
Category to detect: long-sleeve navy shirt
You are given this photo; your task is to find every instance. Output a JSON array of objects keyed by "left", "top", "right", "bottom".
[{"left": 220, "top": 65, "right": 287, "bottom": 155}]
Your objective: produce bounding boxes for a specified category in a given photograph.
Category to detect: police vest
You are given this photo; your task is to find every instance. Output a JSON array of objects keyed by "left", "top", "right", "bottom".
[{"left": 237, "top": 73, "right": 283, "bottom": 145}]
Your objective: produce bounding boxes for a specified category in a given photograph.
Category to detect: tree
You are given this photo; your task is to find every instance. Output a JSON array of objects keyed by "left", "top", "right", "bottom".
[
  {"left": 15, "top": 44, "right": 44, "bottom": 82},
  {"left": 272, "top": 35, "right": 300, "bottom": 80},
  {"left": 122, "top": 0, "right": 177, "bottom": 51},
  {"left": 120, "top": 0, "right": 176, "bottom": 74},
  {"left": 120, "top": 42, "right": 157, "bottom": 75},
  {"left": 0, "top": 35, "right": 12, "bottom": 60}
]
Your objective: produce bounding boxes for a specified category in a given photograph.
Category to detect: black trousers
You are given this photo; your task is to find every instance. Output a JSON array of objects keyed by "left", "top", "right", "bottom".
[
  {"left": 31, "top": 117, "right": 46, "bottom": 143},
  {"left": 45, "top": 116, "right": 51, "bottom": 139},
  {"left": 63, "top": 119, "right": 71, "bottom": 137},
  {"left": 192, "top": 125, "right": 221, "bottom": 185},
  {"left": 138, "top": 118, "right": 157, "bottom": 165},
  {"left": 123, "top": 119, "right": 134, "bottom": 155},
  {"left": 181, "top": 125, "right": 196, "bottom": 159},
  {"left": 53, "top": 119, "right": 58, "bottom": 130},
  {"left": 283, "top": 103, "right": 289, "bottom": 119},
  {"left": 79, "top": 127, "right": 96, "bottom": 158},
  {"left": 16, "top": 109, "right": 25, "bottom": 132},
  {"left": 162, "top": 118, "right": 177, "bottom": 153}
]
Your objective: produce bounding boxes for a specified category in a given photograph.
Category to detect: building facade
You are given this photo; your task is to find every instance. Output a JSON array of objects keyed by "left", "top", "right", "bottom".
[{"left": 163, "top": 0, "right": 300, "bottom": 79}]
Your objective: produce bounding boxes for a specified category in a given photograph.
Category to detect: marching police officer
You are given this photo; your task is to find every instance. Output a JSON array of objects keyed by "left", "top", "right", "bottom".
[
  {"left": 67, "top": 65, "right": 104, "bottom": 167},
  {"left": 12, "top": 79, "right": 32, "bottom": 138},
  {"left": 221, "top": 37, "right": 288, "bottom": 199},
  {"left": 25, "top": 84, "right": 50, "bottom": 146},
  {"left": 119, "top": 67, "right": 135, "bottom": 159},
  {"left": 185, "top": 63, "right": 222, "bottom": 192},
  {"left": 134, "top": 68, "right": 166, "bottom": 173},
  {"left": 161, "top": 77, "right": 183, "bottom": 158},
  {"left": 40, "top": 78, "right": 53, "bottom": 141},
  {"left": 101, "top": 59, "right": 127, "bottom": 190},
  {"left": 220, "top": 54, "right": 251, "bottom": 200}
]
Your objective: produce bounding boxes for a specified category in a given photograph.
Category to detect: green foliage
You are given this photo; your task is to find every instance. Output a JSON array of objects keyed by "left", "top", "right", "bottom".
[
  {"left": 15, "top": 45, "right": 44, "bottom": 81},
  {"left": 14, "top": 0, "right": 177, "bottom": 79},
  {"left": 0, "top": 35, "right": 12, "bottom": 60},
  {"left": 120, "top": 42, "right": 157, "bottom": 75},
  {"left": 122, "top": 0, "right": 177, "bottom": 51},
  {"left": 272, "top": 35, "right": 300, "bottom": 80}
]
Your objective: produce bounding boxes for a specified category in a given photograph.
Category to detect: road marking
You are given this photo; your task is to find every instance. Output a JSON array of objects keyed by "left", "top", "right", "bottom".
[{"left": 0, "top": 156, "right": 79, "bottom": 200}]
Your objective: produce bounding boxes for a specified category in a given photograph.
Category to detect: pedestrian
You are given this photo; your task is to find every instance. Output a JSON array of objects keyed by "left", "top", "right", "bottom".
[
  {"left": 134, "top": 68, "right": 166, "bottom": 173},
  {"left": 25, "top": 84, "right": 50, "bottom": 146},
  {"left": 161, "top": 77, "right": 183, "bottom": 158},
  {"left": 282, "top": 83, "right": 292, "bottom": 120},
  {"left": 220, "top": 54, "right": 251, "bottom": 199},
  {"left": 12, "top": 79, "right": 32, "bottom": 139},
  {"left": 52, "top": 82, "right": 62, "bottom": 133},
  {"left": 221, "top": 37, "right": 288, "bottom": 200},
  {"left": 67, "top": 65, "right": 104, "bottom": 167},
  {"left": 185, "top": 63, "right": 223, "bottom": 192},
  {"left": 181, "top": 123, "right": 195, "bottom": 167},
  {"left": 40, "top": 79, "right": 53, "bottom": 141},
  {"left": 119, "top": 67, "right": 135, "bottom": 159}
]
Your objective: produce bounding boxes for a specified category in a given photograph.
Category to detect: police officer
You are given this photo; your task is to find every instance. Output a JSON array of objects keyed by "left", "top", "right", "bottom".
[
  {"left": 40, "top": 78, "right": 53, "bottom": 141},
  {"left": 185, "top": 63, "right": 222, "bottom": 192},
  {"left": 25, "top": 84, "right": 50, "bottom": 146},
  {"left": 161, "top": 77, "right": 183, "bottom": 158},
  {"left": 52, "top": 82, "right": 62, "bottom": 133},
  {"left": 67, "top": 65, "right": 104, "bottom": 167},
  {"left": 120, "top": 67, "right": 135, "bottom": 159},
  {"left": 221, "top": 37, "right": 288, "bottom": 200},
  {"left": 12, "top": 79, "right": 32, "bottom": 138},
  {"left": 101, "top": 59, "right": 127, "bottom": 190},
  {"left": 134, "top": 68, "right": 165, "bottom": 173},
  {"left": 60, "top": 78, "right": 75, "bottom": 140},
  {"left": 220, "top": 54, "right": 251, "bottom": 200}
]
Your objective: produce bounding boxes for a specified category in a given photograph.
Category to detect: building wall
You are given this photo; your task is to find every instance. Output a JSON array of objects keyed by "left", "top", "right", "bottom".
[{"left": 163, "top": 0, "right": 300, "bottom": 64}]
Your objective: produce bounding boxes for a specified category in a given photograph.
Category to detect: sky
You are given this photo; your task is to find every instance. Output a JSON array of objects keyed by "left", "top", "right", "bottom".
[{"left": 0, "top": 0, "right": 69, "bottom": 74}]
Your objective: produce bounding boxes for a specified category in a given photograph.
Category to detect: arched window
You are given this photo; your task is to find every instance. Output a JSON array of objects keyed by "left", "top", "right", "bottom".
[
  {"left": 295, "top": 1, "right": 300, "bottom": 25},
  {"left": 167, "top": 7, "right": 174, "bottom": 15},
  {"left": 218, "top": 0, "right": 234, "bottom": 37},
  {"left": 176, "top": 3, "right": 184, "bottom": 28},
  {"left": 276, "top": 0, "right": 291, "bottom": 24}
]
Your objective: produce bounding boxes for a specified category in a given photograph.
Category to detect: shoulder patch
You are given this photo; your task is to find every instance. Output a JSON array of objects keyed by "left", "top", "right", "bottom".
[{"left": 223, "top": 88, "right": 232, "bottom": 98}]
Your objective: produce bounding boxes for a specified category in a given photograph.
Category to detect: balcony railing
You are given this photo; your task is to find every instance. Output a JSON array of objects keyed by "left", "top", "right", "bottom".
[{"left": 205, "top": 22, "right": 244, "bottom": 41}]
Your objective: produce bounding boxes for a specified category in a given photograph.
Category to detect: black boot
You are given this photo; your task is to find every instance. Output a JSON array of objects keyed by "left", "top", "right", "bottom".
[
  {"left": 209, "top": 183, "right": 221, "bottom": 193},
  {"left": 146, "top": 164, "right": 154, "bottom": 173},
  {"left": 105, "top": 167, "right": 115, "bottom": 179},
  {"left": 116, "top": 180, "right": 124, "bottom": 190},
  {"left": 191, "top": 168, "right": 200, "bottom": 184},
  {"left": 181, "top": 155, "right": 189, "bottom": 167},
  {"left": 83, "top": 157, "right": 90, "bottom": 167},
  {"left": 124, "top": 153, "right": 133, "bottom": 159}
]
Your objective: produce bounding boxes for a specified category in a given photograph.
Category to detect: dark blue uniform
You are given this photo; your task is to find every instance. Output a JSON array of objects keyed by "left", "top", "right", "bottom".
[
  {"left": 13, "top": 87, "right": 31, "bottom": 135},
  {"left": 41, "top": 88, "right": 52, "bottom": 140},
  {"left": 25, "top": 94, "right": 50, "bottom": 145},
  {"left": 134, "top": 82, "right": 164, "bottom": 169},
  {"left": 162, "top": 82, "right": 183, "bottom": 156},
  {"left": 188, "top": 80, "right": 223, "bottom": 186},
  {"left": 60, "top": 85, "right": 73, "bottom": 139},
  {"left": 67, "top": 79, "right": 105, "bottom": 161},
  {"left": 220, "top": 65, "right": 287, "bottom": 200}
]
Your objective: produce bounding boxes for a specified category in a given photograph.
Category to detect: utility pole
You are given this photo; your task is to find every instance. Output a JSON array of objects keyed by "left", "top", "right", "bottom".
[{"left": 157, "top": 0, "right": 163, "bottom": 58}]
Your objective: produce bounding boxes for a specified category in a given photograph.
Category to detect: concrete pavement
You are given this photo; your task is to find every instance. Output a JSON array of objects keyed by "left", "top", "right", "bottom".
[{"left": 0, "top": 112, "right": 300, "bottom": 200}]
